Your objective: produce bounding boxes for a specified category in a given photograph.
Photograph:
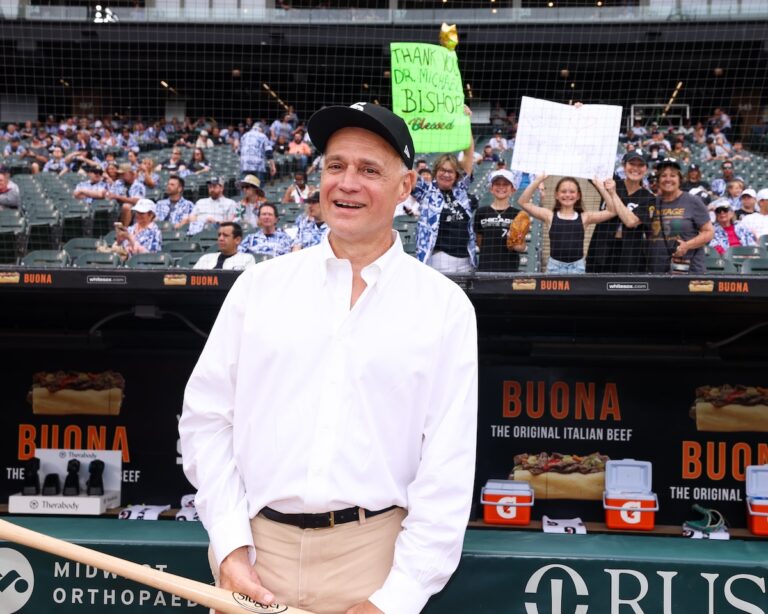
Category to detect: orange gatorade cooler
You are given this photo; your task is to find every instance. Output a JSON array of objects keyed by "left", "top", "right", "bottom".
[
  {"left": 481, "top": 479, "right": 534, "bottom": 526},
  {"left": 603, "top": 459, "right": 658, "bottom": 531},
  {"left": 746, "top": 465, "right": 768, "bottom": 536}
]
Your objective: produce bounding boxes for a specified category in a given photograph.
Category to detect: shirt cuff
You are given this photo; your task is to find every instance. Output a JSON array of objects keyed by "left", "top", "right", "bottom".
[
  {"left": 207, "top": 499, "right": 256, "bottom": 567},
  {"left": 368, "top": 568, "right": 430, "bottom": 614}
]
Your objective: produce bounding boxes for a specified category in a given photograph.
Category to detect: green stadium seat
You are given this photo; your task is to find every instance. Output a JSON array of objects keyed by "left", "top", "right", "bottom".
[
  {"left": 73, "top": 251, "right": 122, "bottom": 268},
  {"left": 705, "top": 256, "right": 738, "bottom": 274},
  {"left": 64, "top": 237, "right": 102, "bottom": 258},
  {"left": 21, "top": 249, "right": 69, "bottom": 268},
  {"left": 177, "top": 252, "right": 204, "bottom": 268},
  {"left": 26, "top": 209, "right": 61, "bottom": 251},
  {"left": 125, "top": 252, "right": 174, "bottom": 269},
  {"left": 740, "top": 257, "right": 768, "bottom": 275},
  {"left": 724, "top": 245, "right": 766, "bottom": 270}
]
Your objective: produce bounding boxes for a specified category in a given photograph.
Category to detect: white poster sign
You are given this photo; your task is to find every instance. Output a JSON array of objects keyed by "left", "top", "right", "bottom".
[{"left": 511, "top": 96, "right": 622, "bottom": 180}]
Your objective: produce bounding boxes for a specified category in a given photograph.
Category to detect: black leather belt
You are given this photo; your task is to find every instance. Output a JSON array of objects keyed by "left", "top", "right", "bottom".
[{"left": 260, "top": 505, "right": 397, "bottom": 529}]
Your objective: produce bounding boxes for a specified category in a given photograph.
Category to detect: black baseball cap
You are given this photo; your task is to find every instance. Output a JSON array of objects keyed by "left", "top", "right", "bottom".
[
  {"left": 655, "top": 159, "right": 682, "bottom": 172},
  {"left": 307, "top": 102, "right": 415, "bottom": 169},
  {"left": 622, "top": 151, "right": 647, "bottom": 165},
  {"left": 688, "top": 163, "right": 700, "bottom": 172},
  {"left": 206, "top": 176, "right": 223, "bottom": 185}
]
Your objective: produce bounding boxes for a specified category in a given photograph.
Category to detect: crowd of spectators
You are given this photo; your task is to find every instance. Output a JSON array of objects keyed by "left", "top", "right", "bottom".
[{"left": 0, "top": 103, "right": 766, "bottom": 275}]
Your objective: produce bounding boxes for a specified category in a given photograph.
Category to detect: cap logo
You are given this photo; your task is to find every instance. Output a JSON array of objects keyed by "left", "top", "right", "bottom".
[
  {"left": 350, "top": 102, "right": 367, "bottom": 112},
  {"left": 403, "top": 144, "right": 410, "bottom": 159}
]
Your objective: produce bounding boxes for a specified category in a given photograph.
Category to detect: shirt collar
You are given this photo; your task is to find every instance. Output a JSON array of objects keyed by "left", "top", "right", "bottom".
[{"left": 319, "top": 230, "right": 403, "bottom": 288}]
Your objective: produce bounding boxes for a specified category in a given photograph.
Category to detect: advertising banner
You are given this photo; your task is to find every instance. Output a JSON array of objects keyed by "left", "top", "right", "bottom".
[
  {"left": 0, "top": 348, "right": 198, "bottom": 508},
  {"left": 477, "top": 366, "right": 768, "bottom": 529}
]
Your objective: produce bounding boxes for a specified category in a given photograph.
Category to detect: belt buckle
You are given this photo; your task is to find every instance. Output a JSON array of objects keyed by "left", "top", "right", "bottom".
[{"left": 329, "top": 511, "right": 335, "bottom": 528}]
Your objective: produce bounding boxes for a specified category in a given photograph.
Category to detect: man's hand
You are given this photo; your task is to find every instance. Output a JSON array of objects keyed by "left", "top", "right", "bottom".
[
  {"left": 345, "top": 600, "right": 383, "bottom": 614},
  {"left": 215, "top": 547, "right": 274, "bottom": 614}
]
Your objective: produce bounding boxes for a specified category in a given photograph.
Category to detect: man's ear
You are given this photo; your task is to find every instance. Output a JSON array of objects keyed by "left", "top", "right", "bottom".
[{"left": 398, "top": 170, "right": 417, "bottom": 202}]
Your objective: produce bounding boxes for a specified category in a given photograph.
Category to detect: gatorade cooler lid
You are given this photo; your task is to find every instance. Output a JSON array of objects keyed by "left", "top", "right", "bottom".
[
  {"left": 605, "top": 459, "right": 653, "bottom": 495},
  {"left": 484, "top": 479, "right": 534, "bottom": 495},
  {"left": 746, "top": 465, "right": 768, "bottom": 499}
]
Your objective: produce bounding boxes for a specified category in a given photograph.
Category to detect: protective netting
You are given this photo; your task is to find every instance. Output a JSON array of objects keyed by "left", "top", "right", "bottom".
[{"left": 0, "top": 2, "right": 766, "bottom": 274}]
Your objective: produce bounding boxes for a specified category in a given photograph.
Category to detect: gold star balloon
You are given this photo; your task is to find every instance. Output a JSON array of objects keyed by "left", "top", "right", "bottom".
[{"left": 439, "top": 23, "right": 459, "bottom": 51}]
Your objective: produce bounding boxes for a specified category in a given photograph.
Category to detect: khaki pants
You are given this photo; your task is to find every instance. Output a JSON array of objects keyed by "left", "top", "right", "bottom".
[{"left": 209, "top": 507, "right": 406, "bottom": 614}]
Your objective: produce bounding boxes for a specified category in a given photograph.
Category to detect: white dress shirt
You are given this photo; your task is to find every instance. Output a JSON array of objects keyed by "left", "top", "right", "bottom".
[
  {"left": 193, "top": 251, "right": 255, "bottom": 270},
  {"left": 179, "top": 232, "right": 478, "bottom": 614}
]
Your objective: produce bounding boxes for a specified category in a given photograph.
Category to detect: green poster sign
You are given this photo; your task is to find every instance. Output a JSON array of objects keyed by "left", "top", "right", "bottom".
[{"left": 390, "top": 42, "right": 471, "bottom": 154}]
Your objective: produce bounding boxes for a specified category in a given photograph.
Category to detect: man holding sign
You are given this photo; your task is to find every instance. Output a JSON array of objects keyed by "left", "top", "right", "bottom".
[{"left": 180, "top": 102, "right": 478, "bottom": 614}]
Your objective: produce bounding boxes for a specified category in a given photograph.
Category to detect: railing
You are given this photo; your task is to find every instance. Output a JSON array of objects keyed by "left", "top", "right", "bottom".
[{"left": 4, "top": 1, "right": 768, "bottom": 25}]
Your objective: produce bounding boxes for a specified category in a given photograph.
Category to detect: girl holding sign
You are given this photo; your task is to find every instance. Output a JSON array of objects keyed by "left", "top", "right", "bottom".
[{"left": 517, "top": 175, "right": 619, "bottom": 274}]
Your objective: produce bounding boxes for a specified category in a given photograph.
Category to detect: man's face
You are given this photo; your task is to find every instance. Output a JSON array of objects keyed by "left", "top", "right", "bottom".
[
  {"left": 294, "top": 174, "right": 305, "bottom": 188},
  {"left": 0, "top": 174, "right": 8, "bottom": 191},
  {"left": 217, "top": 226, "right": 241, "bottom": 256},
  {"left": 688, "top": 169, "right": 701, "bottom": 182},
  {"left": 207, "top": 183, "right": 223, "bottom": 198},
  {"left": 320, "top": 127, "right": 414, "bottom": 249},
  {"left": 760, "top": 199, "right": 768, "bottom": 214},
  {"left": 258, "top": 206, "right": 277, "bottom": 232},
  {"left": 167, "top": 178, "right": 182, "bottom": 196},
  {"left": 722, "top": 165, "right": 734, "bottom": 179},
  {"left": 122, "top": 170, "right": 135, "bottom": 184},
  {"left": 624, "top": 159, "right": 647, "bottom": 182},
  {"left": 741, "top": 196, "right": 756, "bottom": 211}
]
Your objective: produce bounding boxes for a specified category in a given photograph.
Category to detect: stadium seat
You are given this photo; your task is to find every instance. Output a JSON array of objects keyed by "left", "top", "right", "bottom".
[
  {"left": 740, "top": 257, "right": 768, "bottom": 275},
  {"left": 162, "top": 229, "right": 185, "bottom": 242},
  {"left": 25, "top": 209, "right": 61, "bottom": 251},
  {"left": 73, "top": 251, "right": 122, "bottom": 268},
  {"left": 724, "top": 245, "right": 766, "bottom": 270},
  {"left": 759, "top": 235, "right": 768, "bottom": 250},
  {"left": 705, "top": 256, "right": 738, "bottom": 274},
  {"left": 0, "top": 211, "right": 27, "bottom": 265},
  {"left": 61, "top": 201, "right": 92, "bottom": 243},
  {"left": 193, "top": 227, "right": 220, "bottom": 250},
  {"left": 177, "top": 252, "right": 204, "bottom": 268},
  {"left": 21, "top": 249, "right": 69, "bottom": 268},
  {"left": 64, "top": 237, "right": 102, "bottom": 258},
  {"left": 125, "top": 252, "right": 174, "bottom": 269},
  {"left": 163, "top": 240, "right": 201, "bottom": 254},
  {"left": 91, "top": 200, "right": 118, "bottom": 238}
]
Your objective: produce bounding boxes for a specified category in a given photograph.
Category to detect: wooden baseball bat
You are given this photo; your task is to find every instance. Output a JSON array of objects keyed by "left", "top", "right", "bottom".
[{"left": 0, "top": 518, "right": 313, "bottom": 614}]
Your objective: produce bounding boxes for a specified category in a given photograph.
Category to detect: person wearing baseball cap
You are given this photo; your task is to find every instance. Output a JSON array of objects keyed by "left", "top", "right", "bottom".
[
  {"left": 586, "top": 149, "right": 654, "bottom": 273},
  {"left": 739, "top": 188, "right": 768, "bottom": 242},
  {"left": 290, "top": 189, "right": 329, "bottom": 251},
  {"left": 107, "top": 162, "right": 146, "bottom": 227},
  {"left": 185, "top": 175, "right": 238, "bottom": 235},
  {"left": 736, "top": 188, "right": 758, "bottom": 221},
  {"left": 115, "top": 198, "right": 161, "bottom": 256},
  {"left": 681, "top": 163, "right": 711, "bottom": 193},
  {"left": 180, "top": 102, "right": 477, "bottom": 614},
  {"left": 710, "top": 199, "right": 756, "bottom": 256},
  {"left": 473, "top": 169, "right": 525, "bottom": 271},
  {"left": 646, "top": 158, "right": 714, "bottom": 273}
]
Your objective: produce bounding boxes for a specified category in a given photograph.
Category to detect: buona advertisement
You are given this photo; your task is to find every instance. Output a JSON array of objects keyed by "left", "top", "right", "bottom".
[{"left": 477, "top": 366, "right": 768, "bottom": 529}]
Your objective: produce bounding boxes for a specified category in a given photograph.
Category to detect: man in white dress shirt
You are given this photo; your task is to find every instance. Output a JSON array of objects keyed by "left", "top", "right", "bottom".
[{"left": 179, "top": 102, "right": 478, "bottom": 614}]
